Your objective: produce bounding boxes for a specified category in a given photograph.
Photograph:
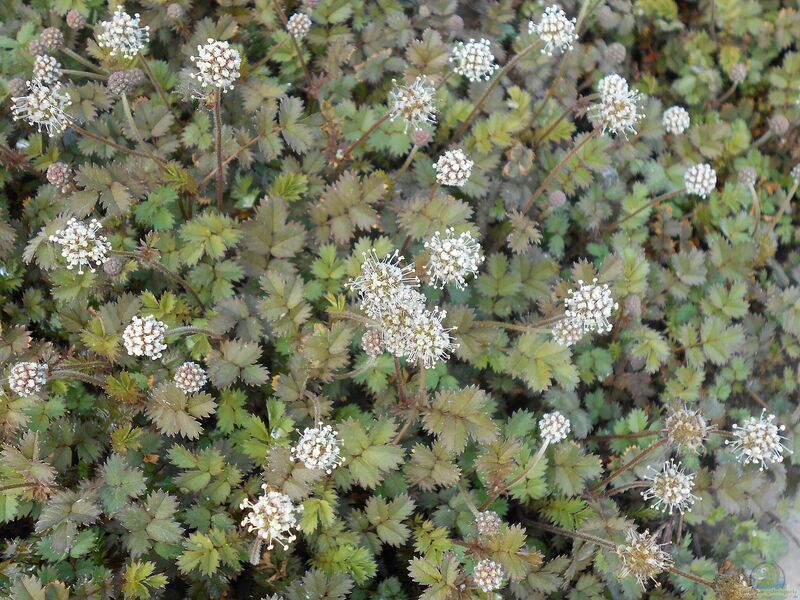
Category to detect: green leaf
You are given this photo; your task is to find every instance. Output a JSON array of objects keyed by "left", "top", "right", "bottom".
[
  {"left": 506, "top": 334, "right": 579, "bottom": 392},
  {"left": 547, "top": 442, "right": 602, "bottom": 496},
  {"left": 365, "top": 493, "right": 415, "bottom": 547},
  {"left": 123, "top": 561, "right": 168, "bottom": 600},
  {"left": 700, "top": 316, "right": 745, "bottom": 365},
  {"left": 339, "top": 418, "right": 405, "bottom": 489},
  {"left": 421, "top": 386, "right": 498, "bottom": 453}
]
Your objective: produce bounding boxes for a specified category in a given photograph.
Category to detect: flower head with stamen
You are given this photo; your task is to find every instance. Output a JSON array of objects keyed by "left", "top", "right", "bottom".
[
  {"left": 424, "top": 228, "right": 484, "bottom": 289},
  {"left": 403, "top": 307, "right": 457, "bottom": 369},
  {"left": 662, "top": 106, "right": 690, "bottom": 135},
  {"left": 475, "top": 511, "right": 502, "bottom": 537},
  {"left": 191, "top": 39, "right": 241, "bottom": 93},
  {"left": 389, "top": 76, "right": 437, "bottom": 133},
  {"left": 684, "top": 163, "right": 717, "bottom": 198},
  {"left": 291, "top": 424, "right": 344, "bottom": 474},
  {"left": 239, "top": 485, "right": 302, "bottom": 550},
  {"left": 123, "top": 316, "right": 168, "bottom": 360},
  {"left": 641, "top": 459, "right": 697, "bottom": 514},
  {"left": 11, "top": 80, "right": 71, "bottom": 136},
  {"left": 49, "top": 218, "right": 111, "bottom": 273},
  {"left": 472, "top": 558, "right": 504, "bottom": 592},
  {"left": 551, "top": 316, "right": 585, "bottom": 347},
  {"left": 529, "top": 5, "right": 577, "bottom": 56},
  {"left": 726, "top": 410, "right": 790, "bottom": 470},
  {"left": 539, "top": 411, "right": 570, "bottom": 444},
  {"left": 616, "top": 529, "right": 673, "bottom": 589},
  {"left": 379, "top": 288, "right": 426, "bottom": 358},
  {"left": 433, "top": 148, "right": 473, "bottom": 187},
  {"left": 563, "top": 278, "right": 618, "bottom": 337},
  {"left": 665, "top": 407, "right": 708, "bottom": 453},
  {"left": 96, "top": 7, "right": 150, "bottom": 59},
  {"left": 450, "top": 39, "right": 498, "bottom": 82},
  {"left": 286, "top": 13, "right": 312, "bottom": 40},
  {"left": 347, "top": 250, "right": 420, "bottom": 318},
  {"left": 590, "top": 74, "right": 643, "bottom": 137}
]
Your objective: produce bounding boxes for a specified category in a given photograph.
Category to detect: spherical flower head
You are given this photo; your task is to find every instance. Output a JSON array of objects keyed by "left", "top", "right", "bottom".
[
  {"left": 96, "top": 7, "right": 149, "bottom": 59},
  {"left": 191, "top": 39, "right": 242, "bottom": 93},
  {"left": 240, "top": 485, "right": 302, "bottom": 550},
  {"left": 539, "top": 411, "right": 570, "bottom": 444},
  {"left": 473, "top": 558, "right": 504, "bottom": 592},
  {"left": 551, "top": 316, "right": 584, "bottom": 347},
  {"left": 424, "top": 228, "right": 484, "bottom": 289},
  {"left": 404, "top": 306, "right": 457, "bottom": 369},
  {"left": 107, "top": 69, "right": 145, "bottom": 98},
  {"left": 662, "top": 106, "right": 690, "bottom": 135},
  {"left": 684, "top": 163, "right": 717, "bottom": 198},
  {"left": 616, "top": 529, "right": 673, "bottom": 588},
  {"left": 591, "top": 74, "right": 643, "bottom": 137},
  {"left": 450, "top": 39, "right": 498, "bottom": 82},
  {"left": 46, "top": 161, "right": 72, "bottom": 193},
  {"left": 389, "top": 76, "right": 437, "bottom": 133},
  {"left": 549, "top": 189, "right": 567, "bottom": 208},
  {"left": 361, "top": 328, "right": 385, "bottom": 357},
  {"left": 641, "top": 459, "right": 697, "bottom": 514},
  {"left": 475, "top": 511, "right": 502, "bottom": 537},
  {"left": 123, "top": 315, "right": 168, "bottom": 360},
  {"left": 729, "top": 63, "right": 746, "bottom": 84},
  {"left": 166, "top": 3, "right": 185, "bottom": 21},
  {"left": 40, "top": 27, "right": 64, "bottom": 52},
  {"left": 792, "top": 164, "right": 800, "bottom": 185},
  {"left": 103, "top": 257, "right": 123, "bottom": 276},
  {"left": 66, "top": 9, "right": 87, "bottom": 30},
  {"left": 433, "top": 148, "right": 473, "bottom": 187},
  {"left": 8, "top": 78, "right": 27, "bottom": 98},
  {"left": 379, "top": 289, "right": 426, "bottom": 357},
  {"left": 737, "top": 166, "right": 757, "bottom": 188},
  {"left": 11, "top": 80, "right": 72, "bottom": 136},
  {"left": 769, "top": 114, "right": 789, "bottom": 136},
  {"left": 529, "top": 6, "right": 577, "bottom": 56},
  {"left": 49, "top": 217, "right": 111, "bottom": 273},
  {"left": 32, "top": 55, "right": 62, "bottom": 86},
  {"left": 665, "top": 407, "right": 708, "bottom": 453},
  {"left": 347, "top": 250, "right": 420, "bottom": 318},
  {"left": 564, "top": 278, "right": 618, "bottom": 337},
  {"left": 286, "top": 12, "right": 312, "bottom": 40},
  {"left": 173, "top": 362, "right": 207, "bottom": 394},
  {"left": 291, "top": 424, "right": 343, "bottom": 473},
  {"left": 410, "top": 128, "right": 432, "bottom": 147},
  {"left": 8, "top": 362, "right": 48, "bottom": 397},
  {"left": 726, "top": 410, "right": 790, "bottom": 470},
  {"left": 29, "top": 39, "right": 48, "bottom": 57},
  {"left": 606, "top": 42, "right": 626, "bottom": 65}
]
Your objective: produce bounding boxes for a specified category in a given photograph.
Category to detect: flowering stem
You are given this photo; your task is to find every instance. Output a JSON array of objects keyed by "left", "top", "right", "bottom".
[
  {"left": 450, "top": 40, "right": 544, "bottom": 145},
  {"left": 340, "top": 113, "right": 392, "bottom": 161},
  {"left": 166, "top": 326, "right": 222, "bottom": 339},
  {"left": 329, "top": 310, "right": 371, "bottom": 324},
  {"left": 603, "top": 187, "right": 686, "bottom": 232},
  {"left": 529, "top": 53, "right": 573, "bottom": 126},
  {"left": 458, "top": 481, "right": 480, "bottom": 517},
  {"left": 395, "top": 145, "right": 419, "bottom": 181},
  {"left": 60, "top": 47, "right": 107, "bottom": 75},
  {"left": 711, "top": 81, "right": 737, "bottom": 108},
  {"left": 482, "top": 442, "right": 548, "bottom": 509},
  {"left": 604, "top": 480, "right": 651, "bottom": 497},
  {"left": 50, "top": 369, "right": 106, "bottom": 387},
  {"left": 201, "top": 134, "right": 261, "bottom": 186},
  {"left": 590, "top": 438, "right": 666, "bottom": 494},
  {"left": 69, "top": 123, "right": 157, "bottom": 163},
  {"left": 121, "top": 95, "right": 168, "bottom": 169},
  {"left": 330, "top": 361, "right": 375, "bottom": 381},
  {"left": 476, "top": 316, "right": 562, "bottom": 333},
  {"left": 667, "top": 566, "right": 715, "bottom": 589},
  {"left": 111, "top": 250, "right": 203, "bottom": 306},
  {"left": 533, "top": 93, "right": 599, "bottom": 148},
  {"left": 213, "top": 89, "right": 225, "bottom": 210},
  {"left": 138, "top": 52, "right": 178, "bottom": 121},
  {"left": 588, "top": 430, "right": 662, "bottom": 442},
  {"left": 272, "top": 0, "right": 311, "bottom": 82},
  {"left": 530, "top": 522, "right": 615, "bottom": 549},
  {"left": 765, "top": 179, "right": 798, "bottom": 237},
  {"left": 62, "top": 69, "right": 107, "bottom": 81}
]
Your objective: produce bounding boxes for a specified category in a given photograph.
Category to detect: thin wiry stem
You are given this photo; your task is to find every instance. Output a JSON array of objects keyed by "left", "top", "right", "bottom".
[
  {"left": 765, "top": 179, "right": 798, "bottom": 236},
  {"left": 62, "top": 69, "right": 107, "bottom": 81},
  {"left": 529, "top": 52, "right": 572, "bottom": 125},
  {"left": 590, "top": 438, "right": 667, "bottom": 493},
  {"left": 272, "top": 0, "right": 311, "bottom": 82},
  {"left": 250, "top": 37, "right": 289, "bottom": 71},
  {"left": 0, "top": 482, "right": 38, "bottom": 494},
  {"left": 200, "top": 134, "right": 261, "bottom": 186},
  {"left": 603, "top": 188, "right": 686, "bottom": 232},
  {"left": 50, "top": 369, "right": 106, "bottom": 387},
  {"left": 481, "top": 443, "right": 549, "bottom": 509},
  {"left": 475, "top": 315, "right": 563, "bottom": 333},
  {"left": 458, "top": 481, "right": 480, "bottom": 516},
  {"left": 449, "top": 40, "right": 544, "bottom": 145},
  {"left": 111, "top": 250, "right": 204, "bottom": 306},
  {"left": 138, "top": 52, "right": 178, "bottom": 120},
  {"left": 69, "top": 123, "right": 155, "bottom": 162},
  {"left": 166, "top": 326, "right": 222, "bottom": 338},
  {"left": 121, "top": 95, "right": 168, "bottom": 169},
  {"left": 339, "top": 113, "right": 392, "bottom": 162},
  {"left": 61, "top": 47, "right": 106, "bottom": 74},
  {"left": 214, "top": 89, "right": 224, "bottom": 210}
]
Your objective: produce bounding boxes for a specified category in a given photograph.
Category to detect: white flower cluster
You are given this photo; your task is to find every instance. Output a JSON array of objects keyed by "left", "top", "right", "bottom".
[
  {"left": 361, "top": 328, "right": 385, "bottom": 357},
  {"left": 173, "top": 362, "right": 207, "bottom": 394},
  {"left": 529, "top": 5, "right": 578, "bottom": 56},
  {"left": 616, "top": 529, "right": 673, "bottom": 589},
  {"left": 291, "top": 424, "right": 343, "bottom": 473},
  {"left": 539, "top": 411, "right": 571, "bottom": 444},
  {"left": 475, "top": 511, "right": 502, "bottom": 537},
  {"left": 389, "top": 76, "right": 437, "bottom": 133},
  {"left": 641, "top": 459, "right": 697, "bottom": 514},
  {"left": 123, "top": 316, "right": 168, "bottom": 360},
  {"left": 662, "top": 105, "right": 690, "bottom": 135},
  {"left": 424, "top": 228, "right": 484, "bottom": 289},
  {"left": 433, "top": 148, "right": 473, "bottom": 187},
  {"left": 286, "top": 12, "right": 312, "bottom": 39},
  {"left": 240, "top": 485, "right": 302, "bottom": 550},
  {"left": 450, "top": 39, "right": 498, "bottom": 82},
  {"left": 349, "top": 251, "right": 457, "bottom": 369},
  {"left": 8, "top": 362, "right": 48, "bottom": 397},
  {"left": 684, "top": 163, "right": 717, "bottom": 198},
  {"left": 665, "top": 407, "right": 708, "bottom": 453},
  {"left": 11, "top": 80, "right": 72, "bottom": 136},
  {"left": 96, "top": 7, "right": 150, "bottom": 59},
  {"left": 473, "top": 558, "right": 504, "bottom": 592},
  {"left": 32, "top": 55, "right": 62, "bottom": 86},
  {"left": 726, "top": 410, "right": 790, "bottom": 470},
  {"left": 49, "top": 217, "right": 111, "bottom": 273},
  {"left": 191, "top": 39, "right": 241, "bottom": 93},
  {"left": 552, "top": 278, "right": 618, "bottom": 347},
  {"left": 591, "top": 73, "right": 643, "bottom": 137}
]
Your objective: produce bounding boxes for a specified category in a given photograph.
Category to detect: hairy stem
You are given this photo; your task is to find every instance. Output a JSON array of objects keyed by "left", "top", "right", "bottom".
[
  {"left": 0, "top": 482, "right": 38, "bottom": 494},
  {"left": 69, "top": 123, "right": 156, "bottom": 162},
  {"left": 603, "top": 188, "right": 686, "bottom": 232},
  {"left": 340, "top": 113, "right": 392, "bottom": 161},
  {"left": 62, "top": 69, "right": 107, "bottom": 81},
  {"left": 201, "top": 134, "right": 262, "bottom": 186},
  {"left": 590, "top": 438, "right": 666, "bottom": 493},
  {"left": 138, "top": 52, "right": 178, "bottom": 120},
  {"left": 458, "top": 481, "right": 481, "bottom": 516},
  {"left": 61, "top": 47, "right": 106, "bottom": 74},
  {"left": 214, "top": 89, "right": 224, "bottom": 210},
  {"left": 476, "top": 315, "right": 563, "bottom": 333},
  {"left": 50, "top": 369, "right": 106, "bottom": 387},
  {"left": 166, "top": 326, "right": 222, "bottom": 338}
]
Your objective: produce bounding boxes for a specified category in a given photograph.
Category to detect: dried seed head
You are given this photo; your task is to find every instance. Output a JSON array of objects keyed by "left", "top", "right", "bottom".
[
  {"left": 641, "top": 459, "right": 698, "bottom": 514},
  {"left": 529, "top": 5, "right": 578, "bottom": 56},
  {"left": 173, "top": 362, "right": 207, "bottom": 394},
  {"left": 11, "top": 80, "right": 72, "bottom": 136},
  {"left": 8, "top": 362, "right": 49, "bottom": 397},
  {"left": 684, "top": 163, "right": 717, "bottom": 198},
  {"left": 240, "top": 485, "right": 302, "bottom": 550},
  {"left": 472, "top": 559, "right": 504, "bottom": 592},
  {"left": 360, "top": 328, "right": 385, "bottom": 357},
  {"left": 123, "top": 315, "right": 168, "bottom": 360},
  {"left": 40, "top": 27, "right": 64, "bottom": 52},
  {"left": 191, "top": 39, "right": 241, "bottom": 92},
  {"left": 49, "top": 217, "right": 111, "bottom": 273},
  {"left": 291, "top": 424, "right": 343, "bottom": 473},
  {"left": 539, "top": 411, "right": 570, "bottom": 444},
  {"left": 662, "top": 106, "right": 690, "bottom": 135},
  {"left": 475, "top": 511, "right": 502, "bottom": 537},
  {"left": 389, "top": 76, "right": 437, "bottom": 133},
  {"left": 433, "top": 148, "right": 473, "bottom": 187},
  {"left": 46, "top": 161, "right": 72, "bottom": 192},
  {"left": 96, "top": 7, "right": 150, "bottom": 59},
  {"left": 606, "top": 42, "right": 626, "bottom": 65},
  {"left": 446, "top": 15, "right": 464, "bottom": 30},
  {"left": 286, "top": 13, "right": 312, "bottom": 40},
  {"left": 726, "top": 410, "right": 790, "bottom": 470},
  {"left": 106, "top": 68, "right": 145, "bottom": 97},
  {"left": 424, "top": 228, "right": 484, "bottom": 289},
  {"left": 33, "top": 55, "right": 62, "bottom": 86},
  {"left": 616, "top": 529, "right": 673, "bottom": 588},
  {"left": 450, "top": 39, "right": 498, "bottom": 82},
  {"left": 66, "top": 9, "right": 87, "bottom": 30},
  {"left": 665, "top": 407, "right": 708, "bottom": 453}
]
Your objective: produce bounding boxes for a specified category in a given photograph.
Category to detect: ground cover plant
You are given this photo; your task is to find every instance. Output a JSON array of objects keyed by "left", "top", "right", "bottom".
[{"left": 0, "top": 0, "right": 799, "bottom": 598}]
